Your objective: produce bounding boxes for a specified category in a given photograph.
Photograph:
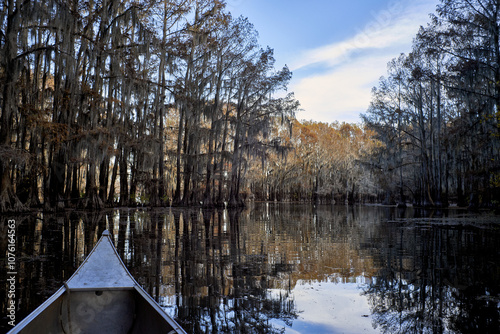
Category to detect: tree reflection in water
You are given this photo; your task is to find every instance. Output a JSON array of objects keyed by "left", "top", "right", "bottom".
[
  {"left": 0, "top": 208, "right": 298, "bottom": 333},
  {"left": 167, "top": 208, "right": 297, "bottom": 333},
  {"left": 362, "top": 211, "right": 500, "bottom": 334},
  {"left": 1, "top": 205, "right": 499, "bottom": 333}
]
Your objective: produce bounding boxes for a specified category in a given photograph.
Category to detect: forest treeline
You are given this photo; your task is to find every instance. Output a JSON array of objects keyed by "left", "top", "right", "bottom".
[
  {"left": 0, "top": 0, "right": 301, "bottom": 211},
  {"left": 363, "top": 0, "right": 500, "bottom": 208},
  {"left": 1, "top": 0, "right": 500, "bottom": 212}
]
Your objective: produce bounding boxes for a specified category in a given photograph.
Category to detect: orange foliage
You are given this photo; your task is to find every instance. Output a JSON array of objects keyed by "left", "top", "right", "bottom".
[{"left": 246, "top": 119, "right": 381, "bottom": 202}]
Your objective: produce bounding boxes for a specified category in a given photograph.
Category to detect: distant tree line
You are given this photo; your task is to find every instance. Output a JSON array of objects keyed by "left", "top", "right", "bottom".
[
  {"left": 245, "top": 120, "right": 380, "bottom": 204},
  {"left": 0, "top": 0, "right": 298, "bottom": 212},
  {"left": 363, "top": 0, "right": 500, "bottom": 208}
]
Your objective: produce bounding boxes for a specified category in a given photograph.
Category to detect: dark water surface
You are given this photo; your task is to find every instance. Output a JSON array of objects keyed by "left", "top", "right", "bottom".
[{"left": 1, "top": 204, "right": 499, "bottom": 333}]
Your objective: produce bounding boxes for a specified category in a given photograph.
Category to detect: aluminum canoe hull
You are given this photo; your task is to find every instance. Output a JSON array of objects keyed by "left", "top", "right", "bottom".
[{"left": 8, "top": 230, "right": 186, "bottom": 334}]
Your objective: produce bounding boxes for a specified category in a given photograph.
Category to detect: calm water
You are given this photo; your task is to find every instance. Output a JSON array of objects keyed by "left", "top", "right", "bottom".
[{"left": 1, "top": 204, "right": 499, "bottom": 333}]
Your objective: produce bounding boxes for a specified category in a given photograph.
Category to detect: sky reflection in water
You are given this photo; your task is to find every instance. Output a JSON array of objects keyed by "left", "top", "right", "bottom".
[{"left": 271, "top": 279, "right": 376, "bottom": 334}]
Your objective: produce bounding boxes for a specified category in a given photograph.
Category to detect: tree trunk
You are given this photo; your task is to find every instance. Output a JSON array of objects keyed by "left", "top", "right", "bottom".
[
  {"left": 108, "top": 156, "right": 119, "bottom": 205},
  {"left": 217, "top": 101, "right": 231, "bottom": 206},
  {"left": 84, "top": 163, "right": 103, "bottom": 210},
  {"left": 119, "top": 148, "right": 129, "bottom": 206},
  {"left": 0, "top": 0, "right": 26, "bottom": 212},
  {"left": 0, "top": 168, "right": 26, "bottom": 212},
  {"left": 229, "top": 106, "right": 243, "bottom": 208},
  {"left": 173, "top": 105, "right": 185, "bottom": 205}
]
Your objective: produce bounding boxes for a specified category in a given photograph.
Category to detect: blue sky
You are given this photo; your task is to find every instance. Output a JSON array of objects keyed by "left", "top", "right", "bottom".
[{"left": 226, "top": 0, "right": 440, "bottom": 124}]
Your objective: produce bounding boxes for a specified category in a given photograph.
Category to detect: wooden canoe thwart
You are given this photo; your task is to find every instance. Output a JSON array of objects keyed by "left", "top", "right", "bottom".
[{"left": 8, "top": 230, "right": 187, "bottom": 334}]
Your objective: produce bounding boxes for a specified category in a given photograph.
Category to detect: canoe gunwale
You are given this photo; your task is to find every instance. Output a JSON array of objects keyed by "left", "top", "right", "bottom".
[
  {"left": 133, "top": 285, "right": 187, "bottom": 333},
  {"left": 6, "top": 286, "right": 67, "bottom": 334}
]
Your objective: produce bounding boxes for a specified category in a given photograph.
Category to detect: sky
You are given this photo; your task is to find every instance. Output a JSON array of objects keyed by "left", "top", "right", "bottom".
[{"left": 226, "top": 0, "right": 441, "bottom": 124}]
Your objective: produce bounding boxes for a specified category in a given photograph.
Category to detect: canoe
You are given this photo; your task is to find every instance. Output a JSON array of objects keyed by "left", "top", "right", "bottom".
[{"left": 8, "top": 230, "right": 187, "bottom": 334}]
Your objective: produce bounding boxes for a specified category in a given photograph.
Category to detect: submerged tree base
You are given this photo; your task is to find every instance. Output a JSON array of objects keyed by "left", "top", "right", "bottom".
[
  {"left": 0, "top": 188, "right": 27, "bottom": 213},
  {"left": 0, "top": 171, "right": 27, "bottom": 213}
]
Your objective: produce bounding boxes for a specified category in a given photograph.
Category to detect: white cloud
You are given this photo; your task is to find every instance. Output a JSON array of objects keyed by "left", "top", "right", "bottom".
[
  {"left": 293, "top": 53, "right": 390, "bottom": 124},
  {"left": 291, "top": 0, "right": 439, "bottom": 124}
]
